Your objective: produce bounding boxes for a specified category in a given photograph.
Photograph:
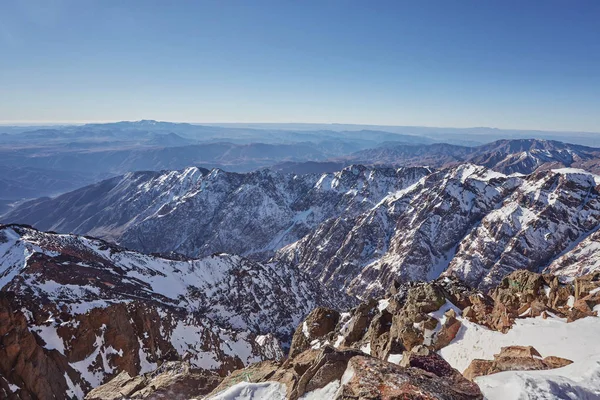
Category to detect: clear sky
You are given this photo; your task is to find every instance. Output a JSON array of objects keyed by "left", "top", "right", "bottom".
[{"left": 1, "top": 0, "right": 599, "bottom": 131}]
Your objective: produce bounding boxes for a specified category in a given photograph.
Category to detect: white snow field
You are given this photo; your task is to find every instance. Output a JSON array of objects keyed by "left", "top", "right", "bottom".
[{"left": 440, "top": 311, "right": 600, "bottom": 399}]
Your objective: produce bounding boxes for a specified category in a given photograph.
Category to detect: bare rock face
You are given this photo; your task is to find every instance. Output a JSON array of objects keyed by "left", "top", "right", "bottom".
[
  {"left": 0, "top": 293, "right": 73, "bottom": 399},
  {"left": 85, "top": 361, "right": 221, "bottom": 400},
  {"left": 463, "top": 346, "right": 573, "bottom": 381},
  {"left": 462, "top": 270, "right": 599, "bottom": 329}
]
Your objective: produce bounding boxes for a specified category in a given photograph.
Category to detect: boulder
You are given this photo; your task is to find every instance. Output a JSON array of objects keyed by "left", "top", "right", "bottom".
[
  {"left": 85, "top": 372, "right": 146, "bottom": 400},
  {"left": 341, "top": 354, "right": 483, "bottom": 399},
  {"left": 495, "top": 346, "right": 541, "bottom": 359},
  {"left": 288, "top": 307, "right": 340, "bottom": 358},
  {"left": 463, "top": 346, "right": 573, "bottom": 380}
]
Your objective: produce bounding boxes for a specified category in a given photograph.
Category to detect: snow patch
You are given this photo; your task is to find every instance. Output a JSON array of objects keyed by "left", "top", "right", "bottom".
[{"left": 207, "top": 382, "right": 287, "bottom": 400}]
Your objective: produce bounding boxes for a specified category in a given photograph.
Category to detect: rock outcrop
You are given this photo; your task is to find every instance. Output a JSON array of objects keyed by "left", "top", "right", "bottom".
[
  {"left": 85, "top": 361, "right": 221, "bottom": 400},
  {"left": 206, "top": 345, "right": 483, "bottom": 400},
  {"left": 463, "top": 346, "right": 573, "bottom": 381}
]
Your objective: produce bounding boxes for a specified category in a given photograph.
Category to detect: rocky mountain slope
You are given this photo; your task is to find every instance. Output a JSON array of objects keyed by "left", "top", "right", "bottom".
[
  {"left": 276, "top": 165, "right": 600, "bottom": 297},
  {"left": 89, "top": 270, "right": 600, "bottom": 400},
  {"left": 343, "top": 139, "right": 600, "bottom": 175},
  {"left": 2, "top": 165, "right": 430, "bottom": 259},
  {"left": 4, "top": 146, "right": 600, "bottom": 297},
  {"left": 0, "top": 224, "right": 348, "bottom": 399}
]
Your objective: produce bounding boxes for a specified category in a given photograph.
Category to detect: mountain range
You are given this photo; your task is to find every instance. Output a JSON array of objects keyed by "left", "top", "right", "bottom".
[
  {"left": 4, "top": 139, "right": 600, "bottom": 298},
  {"left": 2, "top": 129, "right": 600, "bottom": 398}
]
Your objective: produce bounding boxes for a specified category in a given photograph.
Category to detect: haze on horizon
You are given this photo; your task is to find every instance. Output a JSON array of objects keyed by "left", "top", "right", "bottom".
[{"left": 1, "top": 0, "right": 599, "bottom": 132}]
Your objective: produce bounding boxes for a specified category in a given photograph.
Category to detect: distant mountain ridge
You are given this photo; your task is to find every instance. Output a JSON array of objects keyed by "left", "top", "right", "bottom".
[
  {"left": 2, "top": 165, "right": 430, "bottom": 258},
  {"left": 337, "top": 138, "right": 600, "bottom": 175}
]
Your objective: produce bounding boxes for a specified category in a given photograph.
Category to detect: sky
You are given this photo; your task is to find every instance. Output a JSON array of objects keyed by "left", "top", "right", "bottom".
[{"left": 1, "top": 0, "right": 599, "bottom": 131}]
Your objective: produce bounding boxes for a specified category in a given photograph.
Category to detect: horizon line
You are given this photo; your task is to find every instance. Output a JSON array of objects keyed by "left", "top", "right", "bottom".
[{"left": 0, "top": 120, "right": 599, "bottom": 135}]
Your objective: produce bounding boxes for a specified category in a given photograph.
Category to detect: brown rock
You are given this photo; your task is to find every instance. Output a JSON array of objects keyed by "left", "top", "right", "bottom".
[
  {"left": 0, "top": 294, "right": 73, "bottom": 400},
  {"left": 463, "top": 359, "right": 495, "bottom": 381},
  {"left": 366, "top": 310, "right": 396, "bottom": 359},
  {"left": 339, "top": 299, "right": 377, "bottom": 346},
  {"left": 288, "top": 307, "right": 340, "bottom": 358},
  {"left": 434, "top": 314, "right": 462, "bottom": 350},
  {"left": 494, "top": 346, "right": 542, "bottom": 359},
  {"left": 341, "top": 354, "right": 483, "bottom": 400},
  {"left": 542, "top": 356, "right": 573, "bottom": 369},
  {"left": 464, "top": 346, "right": 574, "bottom": 381},
  {"left": 574, "top": 273, "right": 600, "bottom": 300},
  {"left": 84, "top": 371, "right": 147, "bottom": 400},
  {"left": 209, "top": 345, "right": 484, "bottom": 400},
  {"left": 86, "top": 361, "right": 221, "bottom": 400}
]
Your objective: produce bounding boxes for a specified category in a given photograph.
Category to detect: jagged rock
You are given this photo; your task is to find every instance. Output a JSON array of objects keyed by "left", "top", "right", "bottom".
[
  {"left": 463, "top": 346, "right": 573, "bottom": 380},
  {"left": 574, "top": 273, "right": 600, "bottom": 300},
  {"left": 85, "top": 361, "right": 221, "bottom": 399},
  {"left": 366, "top": 309, "right": 396, "bottom": 359},
  {"left": 338, "top": 299, "right": 377, "bottom": 346},
  {"left": 340, "top": 354, "right": 482, "bottom": 399},
  {"left": 393, "top": 320, "right": 424, "bottom": 351},
  {"left": 542, "top": 356, "right": 574, "bottom": 369},
  {"left": 288, "top": 307, "right": 340, "bottom": 358},
  {"left": 207, "top": 345, "right": 483, "bottom": 400},
  {"left": 463, "top": 292, "right": 512, "bottom": 332},
  {"left": 405, "top": 283, "right": 447, "bottom": 314},
  {"left": 288, "top": 347, "right": 361, "bottom": 399},
  {"left": 433, "top": 311, "right": 462, "bottom": 350},
  {"left": 436, "top": 276, "right": 477, "bottom": 309}
]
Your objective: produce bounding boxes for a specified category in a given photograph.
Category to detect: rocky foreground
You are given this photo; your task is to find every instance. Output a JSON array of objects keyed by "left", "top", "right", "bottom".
[{"left": 83, "top": 270, "right": 600, "bottom": 400}]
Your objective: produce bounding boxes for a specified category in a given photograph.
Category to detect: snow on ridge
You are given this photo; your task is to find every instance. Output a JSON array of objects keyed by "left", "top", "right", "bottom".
[{"left": 551, "top": 167, "right": 600, "bottom": 185}]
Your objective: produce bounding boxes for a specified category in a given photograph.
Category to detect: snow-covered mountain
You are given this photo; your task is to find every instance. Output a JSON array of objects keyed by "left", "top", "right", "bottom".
[
  {"left": 4, "top": 158, "right": 600, "bottom": 298},
  {"left": 0, "top": 224, "right": 348, "bottom": 399},
  {"left": 342, "top": 139, "right": 600, "bottom": 175},
  {"left": 276, "top": 165, "right": 600, "bottom": 297},
  {"left": 2, "top": 165, "right": 430, "bottom": 259}
]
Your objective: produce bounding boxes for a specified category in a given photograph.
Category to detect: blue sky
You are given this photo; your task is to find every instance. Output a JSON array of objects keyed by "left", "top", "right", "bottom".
[{"left": 1, "top": 0, "right": 599, "bottom": 131}]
